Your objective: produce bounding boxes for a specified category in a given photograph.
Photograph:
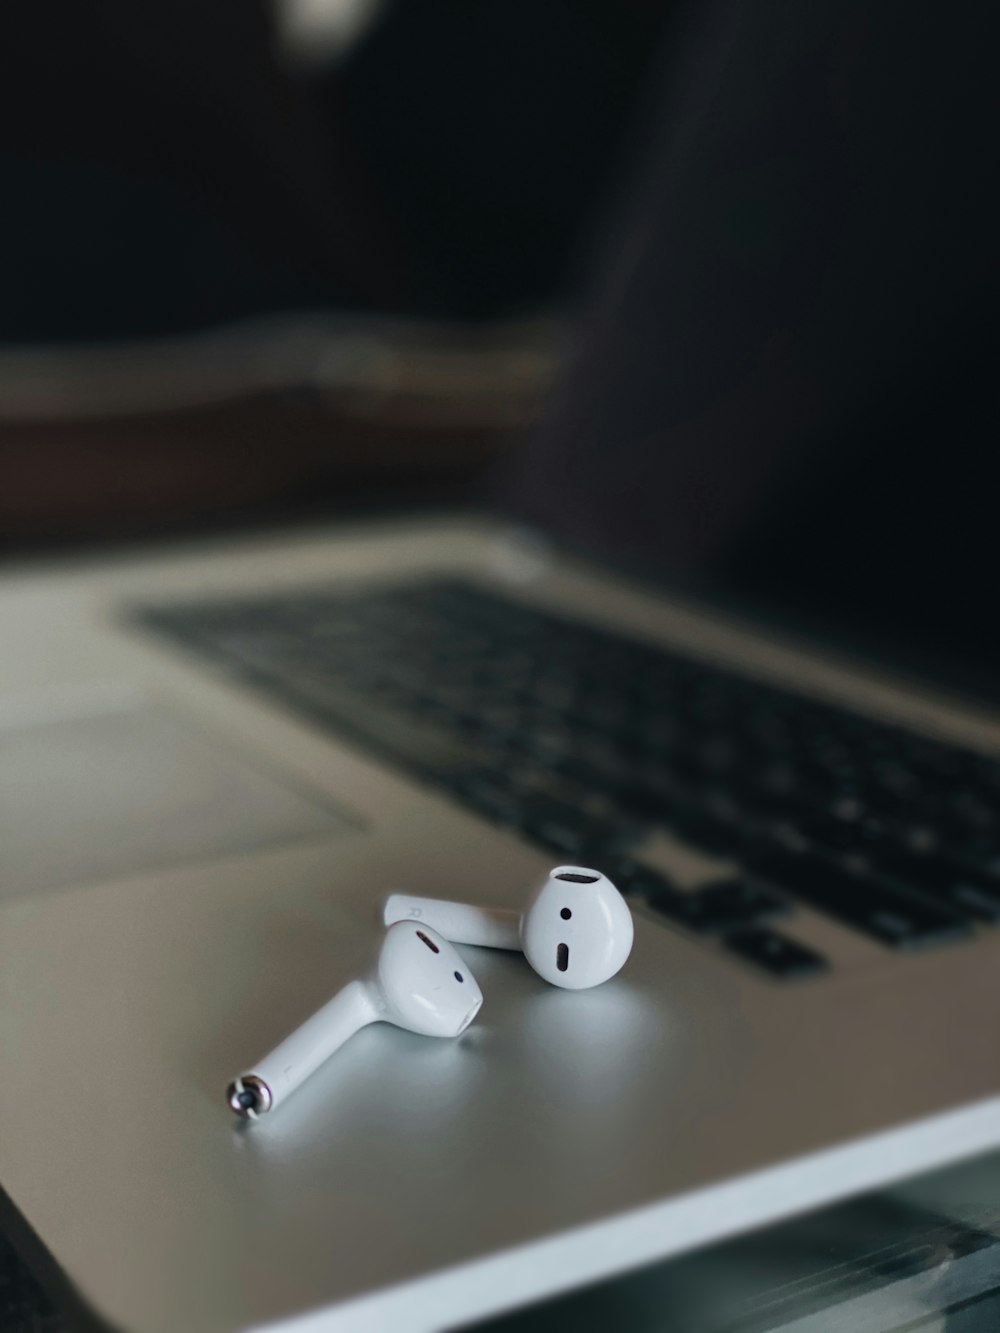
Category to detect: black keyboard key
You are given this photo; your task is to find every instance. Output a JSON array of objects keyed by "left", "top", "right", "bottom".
[
  {"left": 668, "top": 799, "right": 751, "bottom": 857},
  {"left": 947, "top": 789, "right": 997, "bottom": 830},
  {"left": 866, "top": 850, "right": 1000, "bottom": 924},
  {"left": 747, "top": 849, "right": 972, "bottom": 950},
  {"left": 793, "top": 811, "right": 895, "bottom": 856},
  {"left": 725, "top": 928, "right": 829, "bottom": 979},
  {"left": 517, "top": 796, "right": 637, "bottom": 858},
  {"left": 952, "top": 840, "right": 1000, "bottom": 877},
  {"left": 249, "top": 672, "right": 483, "bottom": 774},
  {"left": 604, "top": 767, "right": 684, "bottom": 819},
  {"left": 614, "top": 864, "right": 694, "bottom": 921},
  {"left": 624, "top": 863, "right": 714, "bottom": 927},
  {"left": 614, "top": 863, "right": 788, "bottom": 935},
  {"left": 449, "top": 777, "right": 526, "bottom": 826},
  {"left": 600, "top": 765, "right": 753, "bottom": 854},
  {"left": 598, "top": 857, "right": 673, "bottom": 900},
  {"left": 669, "top": 880, "right": 790, "bottom": 934}
]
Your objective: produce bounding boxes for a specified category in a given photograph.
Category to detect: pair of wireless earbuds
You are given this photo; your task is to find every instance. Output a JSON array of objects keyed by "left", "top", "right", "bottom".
[{"left": 227, "top": 866, "right": 633, "bottom": 1120}]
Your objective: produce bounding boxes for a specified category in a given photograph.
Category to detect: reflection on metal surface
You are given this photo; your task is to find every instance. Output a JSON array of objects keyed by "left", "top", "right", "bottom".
[{"left": 466, "top": 1200, "right": 1000, "bottom": 1333}]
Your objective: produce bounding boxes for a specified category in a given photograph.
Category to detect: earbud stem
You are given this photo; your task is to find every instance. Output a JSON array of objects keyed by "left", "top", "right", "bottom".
[
  {"left": 240, "top": 979, "right": 378, "bottom": 1113},
  {"left": 383, "top": 894, "right": 521, "bottom": 950}
]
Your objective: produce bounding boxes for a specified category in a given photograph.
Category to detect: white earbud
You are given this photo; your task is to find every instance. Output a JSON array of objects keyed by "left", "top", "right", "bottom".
[
  {"left": 383, "top": 866, "right": 634, "bottom": 991},
  {"left": 227, "top": 921, "right": 482, "bottom": 1119}
]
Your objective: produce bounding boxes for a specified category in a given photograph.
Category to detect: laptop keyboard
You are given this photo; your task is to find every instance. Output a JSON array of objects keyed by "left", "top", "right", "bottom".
[{"left": 136, "top": 579, "right": 1000, "bottom": 979}]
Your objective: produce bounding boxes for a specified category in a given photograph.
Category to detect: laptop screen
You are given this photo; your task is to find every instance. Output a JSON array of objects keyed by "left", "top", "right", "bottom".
[{"left": 504, "top": 0, "right": 998, "bottom": 699}]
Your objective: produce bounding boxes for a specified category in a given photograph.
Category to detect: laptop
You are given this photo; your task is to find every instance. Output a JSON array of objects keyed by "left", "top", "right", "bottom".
[
  {"left": 3, "top": 459, "right": 1000, "bottom": 1333},
  {"left": 2, "top": 2, "right": 998, "bottom": 1328}
]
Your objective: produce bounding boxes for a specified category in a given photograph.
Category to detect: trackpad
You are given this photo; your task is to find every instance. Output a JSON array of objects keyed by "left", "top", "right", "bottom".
[{"left": 0, "top": 701, "right": 356, "bottom": 900}]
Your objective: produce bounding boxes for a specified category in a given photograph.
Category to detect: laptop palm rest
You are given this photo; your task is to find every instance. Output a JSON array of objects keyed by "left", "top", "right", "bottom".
[{"left": 0, "top": 701, "right": 355, "bottom": 901}]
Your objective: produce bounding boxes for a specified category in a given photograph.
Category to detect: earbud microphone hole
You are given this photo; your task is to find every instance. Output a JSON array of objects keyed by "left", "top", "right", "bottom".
[
  {"left": 555, "top": 872, "right": 597, "bottom": 883},
  {"left": 557, "top": 943, "right": 569, "bottom": 971},
  {"left": 416, "top": 930, "right": 440, "bottom": 953}
]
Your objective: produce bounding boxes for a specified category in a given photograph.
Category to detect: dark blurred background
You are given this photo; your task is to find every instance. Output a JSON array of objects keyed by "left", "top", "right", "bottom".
[
  {"left": 3, "top": 0, "right": 996, "bottom": 674},
  {"left": 0, "top": 0, "right": 670, "bottom": 548}
]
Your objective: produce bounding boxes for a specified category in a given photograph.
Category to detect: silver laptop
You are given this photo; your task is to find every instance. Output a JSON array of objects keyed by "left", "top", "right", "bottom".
[
  {"left": 3, "top": 447, "right": 1000, "bottom": 1331},
  {"left": 4, "top": 0, "right": 999, "bottom": 1318}
]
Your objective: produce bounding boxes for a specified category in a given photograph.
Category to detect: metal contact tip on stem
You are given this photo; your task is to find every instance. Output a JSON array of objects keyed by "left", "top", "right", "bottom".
[{"left": 226, "top": 1075, "right": 272, "bottom": 1120}]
